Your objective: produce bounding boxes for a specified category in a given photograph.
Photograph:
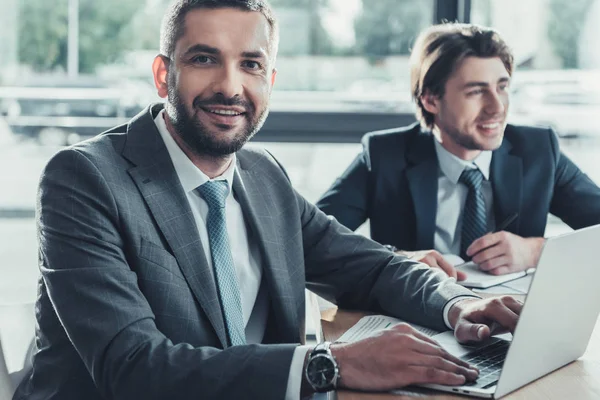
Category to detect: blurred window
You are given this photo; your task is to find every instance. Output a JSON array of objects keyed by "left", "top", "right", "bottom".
[{"left": 269, "top": 0, "right": 433, "bottom": 113}]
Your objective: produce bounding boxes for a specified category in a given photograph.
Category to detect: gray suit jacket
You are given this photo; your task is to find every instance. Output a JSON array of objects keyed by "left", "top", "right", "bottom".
[{"left": 15, "top": 104, "right": 474, "bottom": 400}]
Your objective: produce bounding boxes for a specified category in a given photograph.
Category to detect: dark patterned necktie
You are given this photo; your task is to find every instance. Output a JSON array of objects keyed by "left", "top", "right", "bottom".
[
  {"left": 197, "top": 180, "right": 246, "bottom": 346},
  {"left": 459, "top": 168, "right": 487, "bottom": 259}
]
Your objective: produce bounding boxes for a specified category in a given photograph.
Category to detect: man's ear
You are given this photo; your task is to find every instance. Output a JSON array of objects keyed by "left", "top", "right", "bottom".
[
  {"left": 152, "top": 55, "right": 170, "bottom": 99},
  {"left": 270, "top": 68, "right": 277, "bottom": 87},
  {"left": 420, "top": 90, "right": 440, "bottom": 115}
]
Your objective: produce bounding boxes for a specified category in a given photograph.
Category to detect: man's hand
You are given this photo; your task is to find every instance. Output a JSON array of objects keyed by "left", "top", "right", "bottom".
[
  {"left": 466, "top": 232, "right": 545, "bottom": 275},
  {"left": 448, "top": 296, "right": 524, "bottom": 343},
  {"left": 398, "top": 249, "right": 467, "bottom": 281},
  {"left": 330, "top": 323, "right": 478, "bottom": 391}
]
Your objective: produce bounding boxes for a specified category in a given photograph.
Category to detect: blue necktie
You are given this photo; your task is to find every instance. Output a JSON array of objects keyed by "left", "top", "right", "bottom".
[
  {"left": 197, "top": 181, "right": 246, "bottom": 347},
  {"left": 459, "top": 168, "right": 487, "bottom": 260}
]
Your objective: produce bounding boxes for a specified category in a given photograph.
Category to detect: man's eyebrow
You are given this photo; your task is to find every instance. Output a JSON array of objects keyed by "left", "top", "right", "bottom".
[
  {"left": 181, "top": 45, "right": 268, "bottom": 60},
  {"left": 241, "top": 50, "right": 268, "bottom": 59},
  {"left": 462, "top": 81, "right": 490, "bottom": 89},
  {"left": 462, "top": 76, "right": 510, "bottom": 89},
  {"left": 182, "top": 44, "right": 220, "bottom": 57}
]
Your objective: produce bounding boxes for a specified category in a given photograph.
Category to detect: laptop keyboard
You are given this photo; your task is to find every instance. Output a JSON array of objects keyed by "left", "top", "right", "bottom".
[{"left": 461, "top": 339, "right": 510, "bottom": 389}]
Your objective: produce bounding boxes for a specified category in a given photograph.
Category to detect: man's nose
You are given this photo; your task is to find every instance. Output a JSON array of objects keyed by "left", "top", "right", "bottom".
[
  {"left": 211, "top": 64, "right": 243, "bottom": 99},
  {"left": 485, "top": 91, "right": 507, "bottom": 115}
]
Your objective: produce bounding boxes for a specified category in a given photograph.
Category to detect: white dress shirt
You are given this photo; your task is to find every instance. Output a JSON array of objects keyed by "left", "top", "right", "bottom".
[
  {"left": 433, "top": 139, "right": 495, "bottom": 255},
  {"left": 433, "top": 139, "right": 490, "bottom": 327},
  {"left": 154, "top": 110, "right": 307, "bottom": 399}
]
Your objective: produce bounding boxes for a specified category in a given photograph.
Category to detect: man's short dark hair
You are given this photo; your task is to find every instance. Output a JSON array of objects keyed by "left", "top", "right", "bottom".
[
  {"left": 410, "top": 23, "right": 514, "bottom": 128},
  {"left": 160, "top": 0, "right": 279, "bottom": 61}
]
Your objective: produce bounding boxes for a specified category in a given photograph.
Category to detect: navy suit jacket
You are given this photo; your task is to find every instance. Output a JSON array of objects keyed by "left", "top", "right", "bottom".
[{"left": 317, "top": 123, "right": 600, "bottom": 250}]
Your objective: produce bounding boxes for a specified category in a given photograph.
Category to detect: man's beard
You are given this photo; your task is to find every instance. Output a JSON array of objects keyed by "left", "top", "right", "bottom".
[
  {"left": 445, "top": 125, "right": 485, "bottom": 150},
  {"left": 165, "top": 86, "right": 269, "bottom": 158},
  {"left": 440, "top": 119, "right": 504, "bottom": 151}
]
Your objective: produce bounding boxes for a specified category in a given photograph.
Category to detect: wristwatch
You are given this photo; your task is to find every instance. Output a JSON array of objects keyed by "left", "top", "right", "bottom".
[{"left": 305, "top": 341, "right": 340, "bottom": 392}]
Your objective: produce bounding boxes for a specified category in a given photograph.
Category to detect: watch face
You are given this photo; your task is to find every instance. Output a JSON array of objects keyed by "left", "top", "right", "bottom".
[{"left": 307, "top": 354, "right": 336, "bottom": 389}]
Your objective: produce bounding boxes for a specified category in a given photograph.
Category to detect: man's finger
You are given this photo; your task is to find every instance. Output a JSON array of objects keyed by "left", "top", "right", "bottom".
[
  {"left": 472, "top": 244, "right": 505, "bottom": 266},
  {"left": 466, "top": 232, "right": 502, "bottom": 257},
  {"left": 479, "top": 255, "right": 509, "bottom": 272},
  {"left": 388, "top": 326, "right": 475, "bottom": 370},
  {"left": 481, "top": 299, "right": 520, "bottom": 332},
  {"left": 408, "top": 366, "right": 468, "bottom": 386},
  {"left": 408, "top": 335, "right": 477, "bottom": 371},
  {"left": 454, "top": 321, "right": 491, "bottom": 343},
  {"left": 498, "top": 296, "right": 524, "bottom": 315},
  {"left": 416, "top": 354, "right": 479, "bottom": 380},
  {"left": 417, "top": 254, "right": 437, "bottom": 268},
  {"left": 432, "top": 253, "right": 458, "bottom": 280},
  {"left": 456, "top": 269, "right": 468, "bottom": 281},
  {"left": 488, "top": 265, "right": 512, "bottom": 275}
]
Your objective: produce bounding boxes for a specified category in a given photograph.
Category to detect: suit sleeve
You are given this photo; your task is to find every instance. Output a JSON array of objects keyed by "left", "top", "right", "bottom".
[
  {"left": 37, "top": 148, "right": 296, "bottom": 400},
  {"left": 548, "top": 129, "right": 600, "bottom": 228},
  {"left": 316, "top": 137, "right": 372, "bottom": 231},
  {"left": 299, "top": 190, "right": 475, "bottom": 331}
]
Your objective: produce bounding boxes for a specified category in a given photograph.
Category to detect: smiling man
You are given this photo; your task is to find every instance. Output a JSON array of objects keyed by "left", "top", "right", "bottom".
[
  {"left": 159, "top": 6, "right": 276, "bottom": 165},
  {"left": 18, "top": 7, "right": 528, "bottom": 400},
  {"left": 318, "top": 23, "right": 600, "bottom": 279}
]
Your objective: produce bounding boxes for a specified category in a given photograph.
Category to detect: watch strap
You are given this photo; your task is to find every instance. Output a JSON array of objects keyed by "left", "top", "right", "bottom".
[{"left": 306, "top": 341, "right": 339, "bottom": 392}]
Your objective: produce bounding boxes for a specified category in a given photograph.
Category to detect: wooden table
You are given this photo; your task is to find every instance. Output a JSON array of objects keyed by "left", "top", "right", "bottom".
[{"left": 321, "top": 308, "right": 600, "bottom": 399}]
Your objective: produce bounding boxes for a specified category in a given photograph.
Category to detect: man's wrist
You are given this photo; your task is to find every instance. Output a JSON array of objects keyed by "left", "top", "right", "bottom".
[
  {"left": 447, "top": 297, "right": 480, "bottom": 329},
  {"left": 527, "top": 237, "right": 547, "bottom": 267},
  {"left": 304, "top": 342, "right": 340, "bottom": 394},
  {"left": 329, "top": 343, "right": 347, "bottom": 389},
  {"left": 300, "top": 350, "right": 314, "bottom": 399}
]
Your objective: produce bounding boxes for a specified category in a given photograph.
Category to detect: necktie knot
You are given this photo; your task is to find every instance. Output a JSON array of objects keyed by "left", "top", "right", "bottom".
[
  {"left": 197, "top": 180, "right": 229, "bottom": 209},
  {"left": 459, "top": 167, "right": 484, "bottom": 191}
]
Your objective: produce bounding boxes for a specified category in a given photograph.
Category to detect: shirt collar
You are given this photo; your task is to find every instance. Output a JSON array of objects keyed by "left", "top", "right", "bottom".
[
  {"left": 433, "top": 137, "right": 492, "bottom": 184},
  {"left": 154, "top": 109, "right": 236, "bottom": 194}
]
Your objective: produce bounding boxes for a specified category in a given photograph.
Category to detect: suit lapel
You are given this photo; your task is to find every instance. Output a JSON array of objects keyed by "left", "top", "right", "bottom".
[
  {"left": 123, "top": 104, "right": 228, "bottom": 348},
  {"left": 490, "top": 134, "right": 523, "bottom": 233},
  {"left": 232, "top": 159, "right": 300, "bottom": 343},
  {"left": 406, "top": 130, "right": 439, "bottom": 250}
]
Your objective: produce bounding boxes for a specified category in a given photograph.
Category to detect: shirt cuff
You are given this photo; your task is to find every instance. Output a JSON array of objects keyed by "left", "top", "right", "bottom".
[
  {"left": 285, "top": 345, "right": 312, "bottom": 400},
  {"left": 442, "top": 296, "right": 479, "bottom": 330}
]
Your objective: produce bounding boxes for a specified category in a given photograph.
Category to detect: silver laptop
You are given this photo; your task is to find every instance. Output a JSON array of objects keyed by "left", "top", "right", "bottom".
[{"left": 421, "top": 224, "right": 600, "bottom": 398}]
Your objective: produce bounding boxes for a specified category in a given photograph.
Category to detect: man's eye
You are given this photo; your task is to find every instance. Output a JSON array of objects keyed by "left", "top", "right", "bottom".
[
  {"left": 468, "top": 89, "right": 483, "bottom": 96},
  {"left": 243, "top": 60, "right": 262, "bottom": 70},
  {"left": 192, "top": 55, "right": 213, "bottom": 64}
]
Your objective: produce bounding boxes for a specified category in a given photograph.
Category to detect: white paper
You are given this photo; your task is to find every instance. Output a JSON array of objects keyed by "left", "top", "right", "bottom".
[
  {"left": 443, "top": 254, "right": 465, "bottom": 266},
  {"left": 502, "top": 273, "right": 534, "bottom": 293},
  {"left": 457, "top": 261, "right": 528, "bottom": 288},
  {"left": 336, "top": 315, "right": 441, "bottom": 343},
  {"left": 442, "top": 254, "right": 528, "bottom": 289}
]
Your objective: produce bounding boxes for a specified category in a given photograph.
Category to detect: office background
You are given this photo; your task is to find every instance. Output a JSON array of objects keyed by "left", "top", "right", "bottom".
[{"left": 0, "top": 0, "right": 598, "bottom": 307}]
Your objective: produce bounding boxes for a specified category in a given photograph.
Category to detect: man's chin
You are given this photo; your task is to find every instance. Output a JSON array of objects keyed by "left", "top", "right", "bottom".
[
  {"left": 481, "top": 134, "right": 504, "bottom": 151},
  {"left": 464, "top": 129, "right": 504, "bottom": 151},
  {"left": 459, "top": 137, "right": 503, "bottom": 152},
  {"left": 197, "top": 134, "right": 252, "bottom": 157}
]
